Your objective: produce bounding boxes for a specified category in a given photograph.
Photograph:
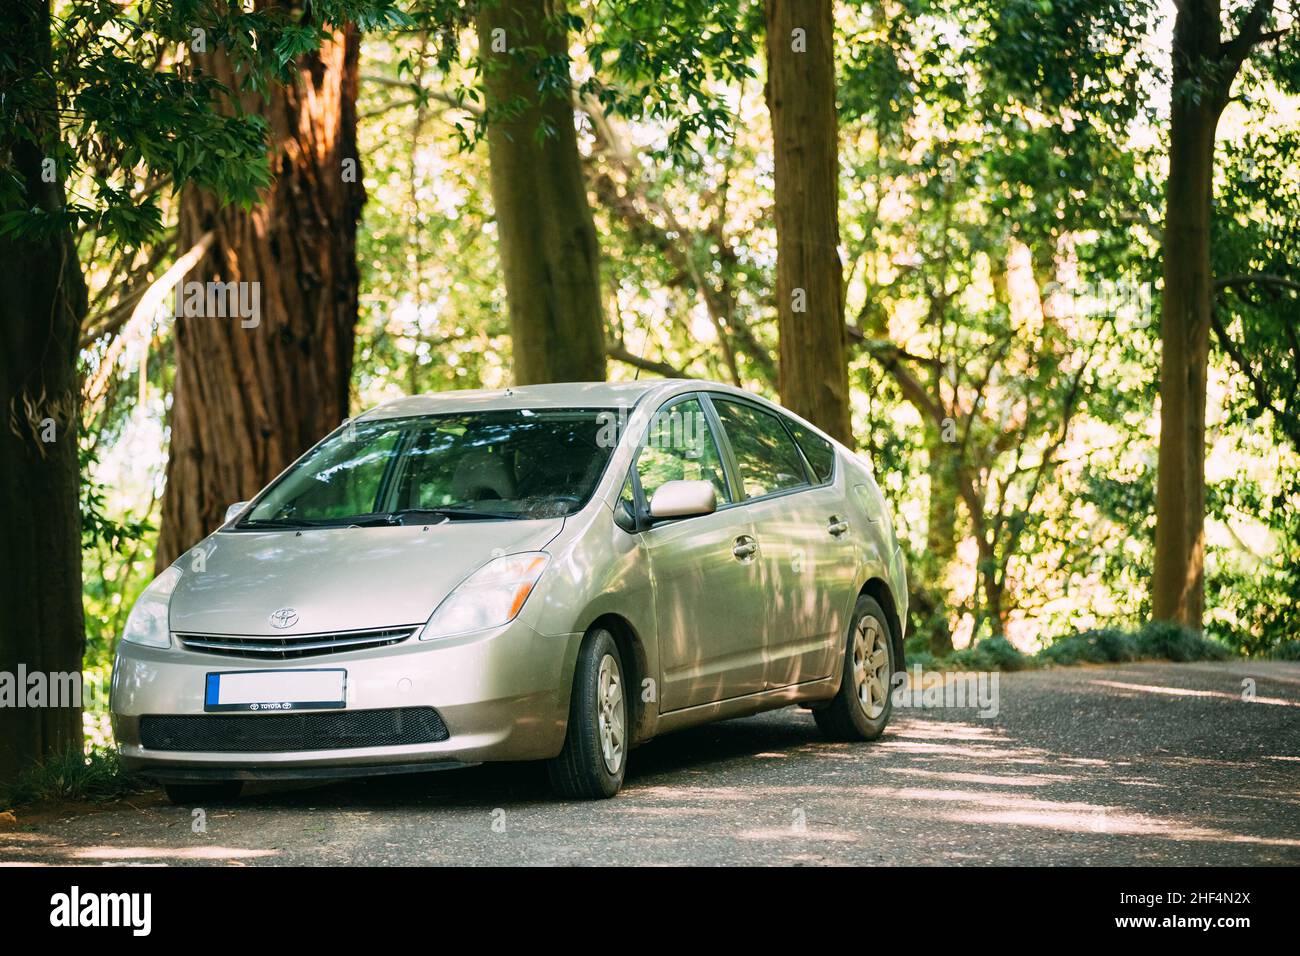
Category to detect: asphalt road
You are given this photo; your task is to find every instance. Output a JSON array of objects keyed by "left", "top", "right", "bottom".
[{"left": 3, "top": 660, "right": 1298, "bottom": 866}]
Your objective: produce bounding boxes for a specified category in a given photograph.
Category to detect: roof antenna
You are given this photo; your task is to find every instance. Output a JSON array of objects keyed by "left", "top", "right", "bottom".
[{"left": 631, "top": 307, "right": 655, "bottom": 381}]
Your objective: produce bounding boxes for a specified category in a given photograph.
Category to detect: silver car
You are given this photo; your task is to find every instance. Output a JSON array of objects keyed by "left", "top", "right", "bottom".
[{"left": 111, "top": 381, "right": 907, "bottom": 801}]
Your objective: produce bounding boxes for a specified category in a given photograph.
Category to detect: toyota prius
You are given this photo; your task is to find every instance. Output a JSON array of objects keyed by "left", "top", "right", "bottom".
[{"left": 111, "top": 380, "right": 907, "bottom": 801}]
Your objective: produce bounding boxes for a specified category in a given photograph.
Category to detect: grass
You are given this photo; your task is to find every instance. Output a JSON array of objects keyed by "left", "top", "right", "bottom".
[
  {"left": 1, "top": 747, "right": 149, "bottom": 811},
  {"left": 909, "top": 621, "right": 1233, "bottom": 673}
]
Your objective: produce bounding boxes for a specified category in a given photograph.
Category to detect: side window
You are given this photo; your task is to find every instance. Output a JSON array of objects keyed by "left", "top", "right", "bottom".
[
  {"left": 785, "top": 419, "right": 835, "bottom": 483},
  {"left": 712, "top": 399, "right": 810, "bottom": 499},
  {"left": 635, "top": 398, "right": 731, "bottom": 505}
]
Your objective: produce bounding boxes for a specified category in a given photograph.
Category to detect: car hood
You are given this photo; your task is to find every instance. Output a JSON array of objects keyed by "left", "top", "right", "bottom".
[{"left": 168, "top": 518, "right": 565, "bottom": 636}]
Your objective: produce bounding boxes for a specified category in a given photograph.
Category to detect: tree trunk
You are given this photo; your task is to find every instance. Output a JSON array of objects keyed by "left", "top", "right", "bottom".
[
  {"left": 0, "top": 1, "right": 87, "bottom": 780},
  {"left": 977, "top": 537, "right": 1009, "bottom": 640},
  {"left": 765, "top": 0, "right": 853, "bottom": 446},
  {"left": 156, "top": 25, "right": 364, "bottom": 570},
  {"left": 1152, "top": 2, "right": 1231, "bottom": 629},
  {"left": 476, "top": 0, "right": 607, "bottom": 385},
  {"left": 925, "top": 432, "right": 959, "bottom": 655}
]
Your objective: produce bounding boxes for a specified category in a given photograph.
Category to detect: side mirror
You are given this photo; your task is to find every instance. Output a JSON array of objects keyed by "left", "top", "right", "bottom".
[
  {"left": 649, "top": 480, "right": 717, "bottom": 521},
  {"left": 224, "top": 501, "right": 251, "bottom": 524}
]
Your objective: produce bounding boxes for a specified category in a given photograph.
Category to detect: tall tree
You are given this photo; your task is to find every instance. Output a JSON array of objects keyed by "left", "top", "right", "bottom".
[
  {"left": 476, "top": 0, "right": 607, "bottom": 385},
  {"left": 764, "top": 0, "right": 852, "bottom": 445},
  {"left": 156, "top": 24, "right": 365, "bottom": 569},
  {"left": 0, "top": 1, "right": 88, "bottom": 780},
  {"left": 0, "top": 0, "right": 349, "bottom": 779},
  {"left": 1152, "top": 0, "right": 1286, "bottom": 628}
]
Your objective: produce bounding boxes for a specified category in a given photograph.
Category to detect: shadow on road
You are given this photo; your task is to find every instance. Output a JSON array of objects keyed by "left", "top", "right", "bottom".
[{"left": 4, "top": 662, "right": 1299, "bottom": 864}]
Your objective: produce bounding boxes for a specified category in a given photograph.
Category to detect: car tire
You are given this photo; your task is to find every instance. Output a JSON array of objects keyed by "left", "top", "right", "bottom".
[
  {"left": 162, "top": 781, "right": 244, "bottom": 805},
  {"left": 547, "top": 629, "right": 627, "bottom": 799},
  {"left": 814, "top": 595, "right": 897, "bottom": 742}
]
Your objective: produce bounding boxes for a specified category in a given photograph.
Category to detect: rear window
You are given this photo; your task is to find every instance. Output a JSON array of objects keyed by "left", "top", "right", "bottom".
[
  {"left": 785, "top": 419, "right": 835, "bottom": 483},
  {"left": 712, "top": 399, "right": 810, "bottom": 499}
]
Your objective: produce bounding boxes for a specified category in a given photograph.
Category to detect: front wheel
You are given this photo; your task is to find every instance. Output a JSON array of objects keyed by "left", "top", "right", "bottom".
[
  {"left": 814, "top": 596, "right": 896, "bottom": 741},
  {"left": 547, "top": 629, "right": 627, "bottom": 799}
]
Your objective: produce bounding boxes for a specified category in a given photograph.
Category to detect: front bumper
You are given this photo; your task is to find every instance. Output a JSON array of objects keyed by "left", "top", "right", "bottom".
[{"left": 111, "top": 619, "right": 583, "bottom": 779}]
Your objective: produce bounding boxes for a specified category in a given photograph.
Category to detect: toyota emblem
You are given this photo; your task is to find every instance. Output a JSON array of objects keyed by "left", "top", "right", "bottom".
[{"left": 269, "top": 607, "right": 299, "bottom": 629}]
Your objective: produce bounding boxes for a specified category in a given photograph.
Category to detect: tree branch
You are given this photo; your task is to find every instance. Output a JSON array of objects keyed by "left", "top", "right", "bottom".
[
  {"left": 606, "top": 343, "right": 689, "bottom": 379},
  {"left": 359, "top": 73, "right": 484, "bottom": 117},
  {"left": 1214, "top": 272, "right": 1300, "bottom": 295},
  {"left": 1221, "top": 0, "right": 1282, "bottom": 73},
  {"left": 1209, "top": 305, "right": 1300, "bottom": 452},
  {"left": 82, "top": 231, "right": 214, "bottom": 409}
]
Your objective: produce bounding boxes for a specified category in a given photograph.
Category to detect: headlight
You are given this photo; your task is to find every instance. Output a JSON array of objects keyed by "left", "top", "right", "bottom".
[
  {"left": 420, "top": 552, "right": 549, "bottom": 640},
  {"left": 121, "top": 566, "right": 182, "bottom": 648}
]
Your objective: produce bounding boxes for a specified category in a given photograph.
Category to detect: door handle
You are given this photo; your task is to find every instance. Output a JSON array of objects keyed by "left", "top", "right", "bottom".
[
  {"left": 827, "top": 517, "right": 849, "bottom": 537},
  {"left": 732, "top": 535, "right": 758, "bottom": 560}
]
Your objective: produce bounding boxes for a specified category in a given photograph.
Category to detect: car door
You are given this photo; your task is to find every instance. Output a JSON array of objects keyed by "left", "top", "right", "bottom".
[
  {"left": 630, "top": 395, "right": 767, "bottom": 712},
  {"left": 707, "top": 396, "right": 850, "bottom": 688},
  {"left": 780, "top": 416, "right": 858, "bottom": 678}
]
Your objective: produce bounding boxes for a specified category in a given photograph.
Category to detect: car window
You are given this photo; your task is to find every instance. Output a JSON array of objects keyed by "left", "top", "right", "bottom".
[
  {"left": 712, "top": 399, "right": 810, "bottom": 498},
  {"left": 242, "top": 408, "right": 618, "bottom": 526},
  {"left": 252, "top": 422, "right": 406, "bottom": 520},
  {"left": 785, "top": 419, "right": 835, "bottom": 483},
  {"left": 635, "top": 398, "right": 731, "bottom": 505}
]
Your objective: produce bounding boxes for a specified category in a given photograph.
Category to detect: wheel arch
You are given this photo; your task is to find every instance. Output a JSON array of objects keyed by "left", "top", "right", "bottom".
[
  {"left": 859, "top": 577, "right": 906, "bottom": 675},
  {"left": 585, "top": 612, "right": 655, "bottom": 746}
]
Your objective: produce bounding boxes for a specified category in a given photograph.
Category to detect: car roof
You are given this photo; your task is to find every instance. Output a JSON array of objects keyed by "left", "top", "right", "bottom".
[
  {"left": 355, "top": 379, "right": 692, "bottom": 420},
  {"left": 352, "top": 379, "right": 847, "bottom": 456}
]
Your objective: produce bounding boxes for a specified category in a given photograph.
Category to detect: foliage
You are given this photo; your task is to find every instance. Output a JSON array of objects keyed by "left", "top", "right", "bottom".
[
  {"left": 1213, "top": 130, "right": 1300, "bottom": 453},
  {"left": 0, "top": 747, "right": 147, "bottom": 810},
  {"left": 947, "top": 636, "right": 1032, "bottom": 671},
  {"left": 838, "top": 0, "right": 1164, "bottom": 644},
  {"left": 581, "top": 0, "right": 759, "bottom": 158},
  {"left": 1132, "top": 621, "right": 1232, "bottom": 663},
  {"left": 1038, "top": 627, "right": 1140, "bottom": 665},
  {"left": 41, "top": 0, "right": 1300, "bottom": 759},
  {"left": 921, "top": 622, "right": 1232, "bottom": 671},
  {"left": 1, "top": 0, "right": 407, "bottom": 247}
]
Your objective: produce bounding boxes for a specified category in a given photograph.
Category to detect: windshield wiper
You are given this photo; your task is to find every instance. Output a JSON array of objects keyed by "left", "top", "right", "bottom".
[
  {"left": 376, "top": 507, "right": 525, "bottom": 524},
  {"left": 240, "top": 508, "right": 526, "bottom": 530},
  {"left": 239, "top": 516, "right": 339, "bottom": 530}
]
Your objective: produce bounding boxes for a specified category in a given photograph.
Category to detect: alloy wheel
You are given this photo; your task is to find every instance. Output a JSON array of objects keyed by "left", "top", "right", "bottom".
[
  {"left": 597, "top": 653, "right": 625, "bottom": 774},
  {"left": 852, "top": 616, "right": 890, "bottom": 720}
]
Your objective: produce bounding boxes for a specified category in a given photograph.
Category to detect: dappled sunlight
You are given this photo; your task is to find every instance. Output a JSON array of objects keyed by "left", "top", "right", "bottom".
[
  {"left": 889, "top": 718, "right": 1015, "bottom": 743},
  {"left": 69, "top": 845, "right": 279, "bottom": 862},
  {"left": 882, "top": 767, "right": 1079, "bottom": 787},
  {"left": 939, "top": 809, "right": 1300, "bottom": 848},
  {"left": 877, "top": 740, "right": 1048, "bottom": 761},
  {"left": 737, "top": 827, "right": 859, "bottom": 843},
  {"left": 858, "top": 785, "right": 1300, "bottom": 847},
  {"left": 1089, "top": 679, "right": 1300, "bottom": 707},
  {"left": 618, "top": 806, "right": 719, "bottom": 817}
]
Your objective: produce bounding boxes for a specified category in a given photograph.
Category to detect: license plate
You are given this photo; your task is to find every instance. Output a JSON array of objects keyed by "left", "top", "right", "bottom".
[{"left": 204, "top": 669, "right": 347, "bottom": 713}]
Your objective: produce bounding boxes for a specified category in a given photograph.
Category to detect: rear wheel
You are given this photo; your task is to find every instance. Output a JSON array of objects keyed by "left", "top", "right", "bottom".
[
  {"left": 162, "top": 781, "right": 244, "bottom": 805},
  {"left": 814, "top": 596, "right": 896, "bottom": 741},
  {"left": 548, "top": 629, "right": 627, "bottom": 799}
]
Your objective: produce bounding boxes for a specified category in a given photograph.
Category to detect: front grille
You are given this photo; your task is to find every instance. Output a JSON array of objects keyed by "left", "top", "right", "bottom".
[
  {"left": 176, "top": 627, "right": 417, "bottom": 660},
  {"left": 140, "top": 707, "right": 450, "bottom": 753}
]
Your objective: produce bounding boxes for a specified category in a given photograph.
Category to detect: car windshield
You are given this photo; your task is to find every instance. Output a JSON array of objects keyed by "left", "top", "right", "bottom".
[{"left": 239, "top": 408, "right": 620, "bottom": 528}]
